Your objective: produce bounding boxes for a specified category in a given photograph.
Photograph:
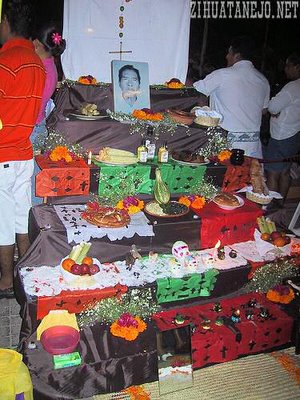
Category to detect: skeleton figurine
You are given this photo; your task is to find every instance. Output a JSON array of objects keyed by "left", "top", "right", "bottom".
[{"left": 125, "top": 244, "right": 142, "bottom": 270}]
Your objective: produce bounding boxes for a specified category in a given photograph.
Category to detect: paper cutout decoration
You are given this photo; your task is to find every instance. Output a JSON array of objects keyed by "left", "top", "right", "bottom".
[
  {"left": 156, "top": 270, "right": 219, "bottom": 304},
  {"left": 35, "top": 155, "right": 90, "bottom": 197}
]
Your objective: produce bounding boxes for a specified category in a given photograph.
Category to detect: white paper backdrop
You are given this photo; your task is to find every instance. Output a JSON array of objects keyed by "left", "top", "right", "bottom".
[{"left": 62, "top": 0, "right": 191, "bottom": 84}]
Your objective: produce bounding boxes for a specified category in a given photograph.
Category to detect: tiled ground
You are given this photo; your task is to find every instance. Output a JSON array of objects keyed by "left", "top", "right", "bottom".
[{"left": 0, "top": 297, "right": 22, "bottom": 349}]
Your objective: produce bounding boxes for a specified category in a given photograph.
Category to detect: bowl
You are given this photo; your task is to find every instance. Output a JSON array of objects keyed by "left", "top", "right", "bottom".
[
  {"left": 166, "top": 110, "right": 195, "bottom": 125},
  {"left": 213, "top": 195, "right": 245, "bottom": 211},
  {"left": 41, "top": 326, "right": 80, "bottom": 355}
]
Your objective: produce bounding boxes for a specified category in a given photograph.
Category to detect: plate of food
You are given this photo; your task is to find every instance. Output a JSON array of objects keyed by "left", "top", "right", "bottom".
[
  {"left": 69, "top": 112, "right": 108, "bottom": 121},
  {"left": 93, "top": 147, "right": 138, "bottom": 166},
  {"left": 171, "top": 150, "right": 209, "bottom": 166},
  {"left": 213, "top": 193, "right": 244, "bottom": 211},
  {"left": 144, "top": 201, "right": 189, "bottom": 218}
]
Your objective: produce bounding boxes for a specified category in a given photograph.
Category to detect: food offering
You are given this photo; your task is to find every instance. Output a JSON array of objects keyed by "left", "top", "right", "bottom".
[
  {"left": 257, "top": 216, "right": 291, "bottom": 247},
  {"left": 166, "top": 109, "right": 194, "bottom": 126},
  {"left": 213, "top": 193, "right": 244, "bottom": 210},
  {"left": 171, "top": 150, "right": 208, "bottom": 165},
  {"left": 144, "top": 201, "right": 189, "bottom": 218},
  {"left": 145, "top": 168, "right": 189, "bottom": 218},
  {"left": 60, "top": 242, "right": 102, "bottom": 286},
  {"left": 81, "top": 201, "right": 131, "bottom": 228},
  {"left": 191, "top": 106, "right": 222, "bottom": 127},
  {"left": 247, "top": 159, "right": 272, "bottom": 205},
  {"left": 95, "top": 147, "right": 138, "bottom": 166}
]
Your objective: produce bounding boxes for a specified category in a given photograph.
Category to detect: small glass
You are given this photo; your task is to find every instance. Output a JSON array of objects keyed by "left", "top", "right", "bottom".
[{"left": 230, "top": 148, "right": 245, "bottom": 166}]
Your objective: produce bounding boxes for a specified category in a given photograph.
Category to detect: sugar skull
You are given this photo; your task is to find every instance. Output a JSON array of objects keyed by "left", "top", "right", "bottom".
[{"left": 172, "top": 241, "right": 190, "bottom": 261}]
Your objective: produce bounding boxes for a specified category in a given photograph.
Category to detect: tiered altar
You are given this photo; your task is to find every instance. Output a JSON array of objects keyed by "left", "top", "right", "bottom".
[{"left": 14, "top": 83, "right": 300, "bottom": 400}]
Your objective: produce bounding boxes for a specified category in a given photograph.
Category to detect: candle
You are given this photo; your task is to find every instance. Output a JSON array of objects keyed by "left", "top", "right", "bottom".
[
  {"left": 87, "top": 150, "right": 92, "bottom": 165},
  {"left": 213, "top": 240, "right": 221, "bottom": 260}
]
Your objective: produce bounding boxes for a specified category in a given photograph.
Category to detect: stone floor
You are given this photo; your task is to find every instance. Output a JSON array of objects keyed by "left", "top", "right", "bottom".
[{"left": 0, "top": 297, "right": 22, "bottom": 349}]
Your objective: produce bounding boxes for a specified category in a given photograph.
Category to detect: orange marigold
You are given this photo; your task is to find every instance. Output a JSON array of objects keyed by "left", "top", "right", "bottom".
[
  {"left": 191, "top": 196, "right": 206, "bottom": 209},
  {"left": 218, "top": 149, "right": 232, "bottom": 162},
  {"left": 178, "top": 196, "right": 191, "bottom": 207},
  {"left": 132, "top": 109, "right": 163, "bottom": 121},
  {"left": 49, "top": 146, "right": 73, "bottom": 163}
]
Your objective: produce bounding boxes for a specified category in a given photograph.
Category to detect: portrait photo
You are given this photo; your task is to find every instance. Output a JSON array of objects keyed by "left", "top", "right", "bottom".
[{"left": 111, "top": 60, "right": 150, "bottom": 114}]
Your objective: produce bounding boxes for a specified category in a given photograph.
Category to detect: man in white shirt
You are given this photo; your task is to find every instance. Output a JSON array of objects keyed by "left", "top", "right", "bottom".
[
  {"left": 265, "top": 52, "right": 300, "bottom": 205},
  {"left": 193, "top": 36, "right": 270, "bottom": 158}
]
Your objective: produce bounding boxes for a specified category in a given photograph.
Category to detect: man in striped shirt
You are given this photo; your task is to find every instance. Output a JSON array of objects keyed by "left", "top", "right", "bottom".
[{"left": 0, "top": 0, "right": 45, "bottom": 298}]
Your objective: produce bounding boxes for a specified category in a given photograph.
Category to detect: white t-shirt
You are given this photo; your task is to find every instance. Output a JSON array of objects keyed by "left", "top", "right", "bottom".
[
  {"left": 268, "top": 79, "right": 300, "bottom": 140},
  {"left": 193, "top": 60, "right": 270, "bottom": 132}
]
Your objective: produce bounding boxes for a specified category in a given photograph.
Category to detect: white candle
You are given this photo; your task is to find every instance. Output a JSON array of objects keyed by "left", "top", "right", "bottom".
[{"left": 87, "top": 150, "right": 92, "bottom": 165}]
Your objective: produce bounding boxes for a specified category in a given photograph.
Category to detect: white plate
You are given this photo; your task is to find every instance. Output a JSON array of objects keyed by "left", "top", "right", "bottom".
[
  {"left": 213, "top": 195, "right": 244, "bottom": 211},
  {"left": 171, "top": 156, "right": 210, "bottom": 166},
  {"left": 93, "top": 156, "right": 137, "bottom": 166},
  {"left": 69, "top": 112, "right": 108, "bottom": 121}
]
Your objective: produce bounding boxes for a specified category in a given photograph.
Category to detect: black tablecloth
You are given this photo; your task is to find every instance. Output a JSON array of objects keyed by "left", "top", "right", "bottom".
[
  {"left": 47, "top": 83, "right": 213, "bottom": 154},
  {"left": 15, "top": 203, "right": 251, "bottom": 399}
]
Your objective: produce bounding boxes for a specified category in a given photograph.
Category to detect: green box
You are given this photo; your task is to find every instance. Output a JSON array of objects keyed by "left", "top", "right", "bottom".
[{"left": 53, "top": 351, "right": 81, "bottom": 369}]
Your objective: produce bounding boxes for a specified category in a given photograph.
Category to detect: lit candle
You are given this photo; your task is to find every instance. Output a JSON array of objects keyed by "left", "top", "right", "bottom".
[
  {"left": 213, "top": 240, "right": 221, "bottom": 260},
  {"left": 87, "top": 150, "right": 92, "bottom": 165}
]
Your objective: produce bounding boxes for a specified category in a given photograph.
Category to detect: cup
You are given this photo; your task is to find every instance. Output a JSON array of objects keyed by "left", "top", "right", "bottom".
[{"left": 230, "top": 148, "right": 245, "bottom": 166}]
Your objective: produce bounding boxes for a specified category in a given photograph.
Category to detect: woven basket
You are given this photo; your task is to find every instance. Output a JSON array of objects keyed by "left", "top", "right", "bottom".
[
  {"left": 194, "top": 115, "right": 220, "bottom": 127},
  {"left": 246, "top": 191, "right": 272, "bottom": 205}
]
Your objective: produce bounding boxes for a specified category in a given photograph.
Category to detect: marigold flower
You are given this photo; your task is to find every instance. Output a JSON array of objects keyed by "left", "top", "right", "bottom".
[{"left": 218, "top": 149, "right": 232, "bottom": 162}]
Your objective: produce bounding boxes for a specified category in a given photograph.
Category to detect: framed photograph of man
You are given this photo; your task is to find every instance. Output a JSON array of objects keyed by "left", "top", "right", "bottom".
[{"left": 111, "top": 60, "right": 150, "bottom": 114}]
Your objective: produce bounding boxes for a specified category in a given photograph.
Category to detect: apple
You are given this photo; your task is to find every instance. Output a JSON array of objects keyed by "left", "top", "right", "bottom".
[
  {"left": 270, "top": 231, "right": 282, "bottom": 241},
  {"left": 89, "top": 264, "right": 100, "bottom": 275},
  {"left": 70, "top": 263, "right": 82, "bottom": 275},
  {"left": 80, "top": 263, "right": 91, "bottom": 275}
]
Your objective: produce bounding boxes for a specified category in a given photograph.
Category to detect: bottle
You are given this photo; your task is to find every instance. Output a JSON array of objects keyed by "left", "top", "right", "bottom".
[
  {"left": 158, "top": 141, "right": 169, "bottom": 163},
  {"left": 145, "top": 126, "right": 156, "bottom": 161},
  {"left": 137, "top": 140, "right": 148, "bottom": 163}
]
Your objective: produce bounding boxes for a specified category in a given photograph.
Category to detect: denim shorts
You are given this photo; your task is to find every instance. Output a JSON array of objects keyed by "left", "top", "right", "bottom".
[{"left": 264, "top": 132, "right": 300, "bottom": 172}]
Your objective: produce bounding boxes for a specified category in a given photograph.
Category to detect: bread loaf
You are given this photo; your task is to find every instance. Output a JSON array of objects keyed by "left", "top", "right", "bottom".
[{"left": 214, "top": 193, "right": 240, "bottom": 207}]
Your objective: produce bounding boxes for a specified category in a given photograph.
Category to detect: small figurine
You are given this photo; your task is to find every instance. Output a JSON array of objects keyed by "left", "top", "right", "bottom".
[
  {"left": 259, "top": 307, "right": 270, "bottom": 319},
  {"left": 130, "top": 244, "right": 142, "bottom": 259},
  {"left": 245, "top": 309, "right": 254, "bottom": 320},
  {"left": 173, "top": 313, "right": 186, "bottom": 326},
  {"left": 247, "top": 298, "right": 257, "bottom": 308},
  {"left": 202, "top": 319, "right": 211, "bottom": 330},
  {"left": 215, "top": 316, "right": 224, "bottom": 326},
  {"left": 229, "top": 249, "right": 237, "bottom": 258},
  {"left": 217, "top": 246, "right": 226, "bottom": 260},
  {"left": 213, "top": 302, "right": 223, "bottom": 313},
  {"left": 231, "top": 309, "right": 241, "bottom": 323}
]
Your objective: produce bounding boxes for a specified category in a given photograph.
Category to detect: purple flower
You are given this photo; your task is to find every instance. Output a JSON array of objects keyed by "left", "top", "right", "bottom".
[
  {"left": 118, "top": 313, "right": 138, "bottom": 328},
  {"left": 123, "top": 196, "right": 139, "bottom": 207},
  {"left": 273, "top": 284, "right": 290, "bottom": 296}
]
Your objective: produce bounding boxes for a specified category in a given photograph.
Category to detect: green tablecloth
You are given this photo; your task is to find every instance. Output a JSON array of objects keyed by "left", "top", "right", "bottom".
[{"left": 92, "top": 158, "right": 208, "bottom": 195}]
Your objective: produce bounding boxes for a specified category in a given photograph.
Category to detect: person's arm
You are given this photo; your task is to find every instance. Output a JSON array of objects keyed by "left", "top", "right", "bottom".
[
  {"left": 268, "top": 87, "right": 291, "bottom": 116},
  {"left": 193, "top": 69, "right": 222, "bottom": 96}
]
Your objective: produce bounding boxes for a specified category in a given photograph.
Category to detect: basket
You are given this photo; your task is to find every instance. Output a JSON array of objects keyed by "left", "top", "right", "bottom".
[
  {"left": 246, "top": 191, "right": 272, "bottom": 205},
  {"left": 194, "top": 115, "right": 220, "bottom": 127}
]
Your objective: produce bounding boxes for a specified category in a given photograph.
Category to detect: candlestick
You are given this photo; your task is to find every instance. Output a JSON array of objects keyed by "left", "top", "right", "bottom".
[{"left": 87, "top": 150, "right": 92, "bottom": 165}]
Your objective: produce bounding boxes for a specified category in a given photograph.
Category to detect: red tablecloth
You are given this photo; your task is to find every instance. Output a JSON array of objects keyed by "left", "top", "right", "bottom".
[
  {"left": 153, "top": 292, "right": 293, "bottom": 369},
  {"left": 193, "top": 197, "right": 263, "bottom": 249},
  {"left": 35, "top": 155, "right": 90, "bottom": 197},
  {"left": 37, "top": 284, "right": 127, "bottom": 319}
]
